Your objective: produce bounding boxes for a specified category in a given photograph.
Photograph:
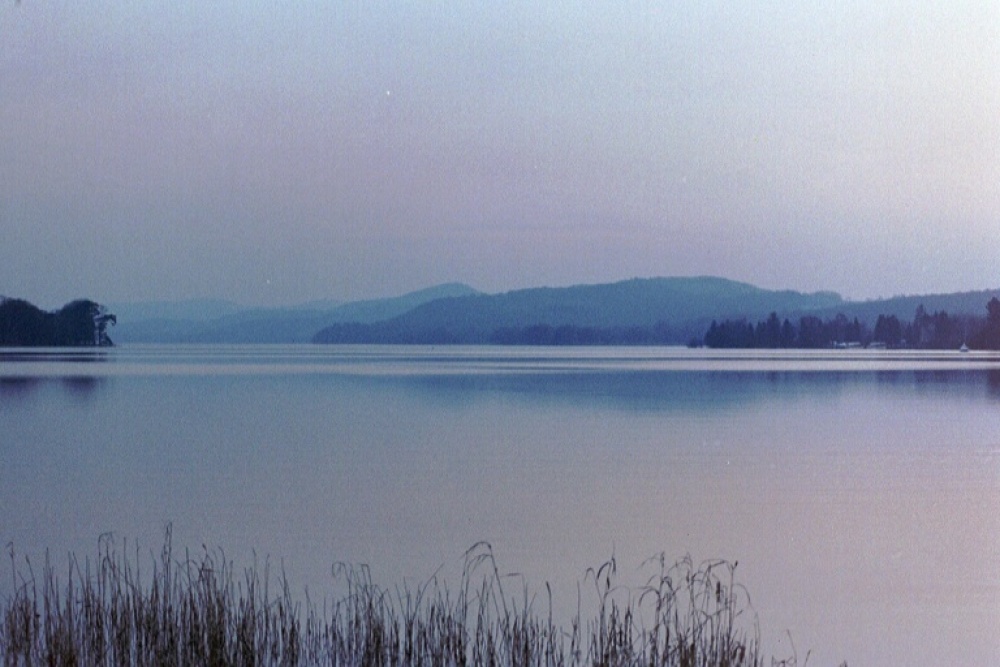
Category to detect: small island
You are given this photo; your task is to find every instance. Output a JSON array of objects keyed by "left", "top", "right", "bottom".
[{"left": 0, "top": 297, "right": 116, "bottom": 347}]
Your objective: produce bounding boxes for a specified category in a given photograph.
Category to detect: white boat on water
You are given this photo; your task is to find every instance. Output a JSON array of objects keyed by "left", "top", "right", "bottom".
[{"left": 960, "top": 343, "right": 969, "bottom": 353}]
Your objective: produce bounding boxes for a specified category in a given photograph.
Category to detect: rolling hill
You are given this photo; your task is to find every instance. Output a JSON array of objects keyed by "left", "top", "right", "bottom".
[
  {"left": 313, "top": 277, "right": 846, "bottom": 344},
  {"left": 113, "top": 283, "right": 478, "bottom": 343},
  {"left": 110, "top": 277, "right": 1000, "bottom": 346}
]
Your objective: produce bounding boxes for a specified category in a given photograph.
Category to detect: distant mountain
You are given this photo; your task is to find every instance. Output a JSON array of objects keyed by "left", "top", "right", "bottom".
[
  {"left": 320, "top": 283, "right": 478, "bottom": 324},
  {"left": 287, "top": 298, "right": 345, "bottom": 311},
  {"left": 113, "top": 283, "right": 479, "bottom": 343},
  {"left": 109, "top": 298, "right": 244, "bottom": 323},
  {"left": 313, "top": 277, "right": 845, "bottom": 344},
  {"left": 808, "top": 289, "right": 1000, "bottom": 324},
  {"left": 112, "top": 278, "right": 1000, "bottom": 346}
]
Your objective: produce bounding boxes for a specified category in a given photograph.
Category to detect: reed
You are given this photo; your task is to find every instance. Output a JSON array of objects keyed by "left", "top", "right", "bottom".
[{"left": 2, "top": 529, "right": 800, "bottom": 666}]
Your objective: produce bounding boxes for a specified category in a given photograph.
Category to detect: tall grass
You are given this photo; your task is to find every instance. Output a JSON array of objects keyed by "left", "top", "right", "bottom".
[{"left": 2, "top": 528, "right": 805, "bottom": 666}]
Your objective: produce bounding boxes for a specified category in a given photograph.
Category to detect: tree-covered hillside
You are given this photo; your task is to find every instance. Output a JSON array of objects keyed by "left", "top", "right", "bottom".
[
  {"left": 313, "top": 278, "right": 1000, "bottom": 347},
  {"left": 313, "top": 277, "right": 844, "bottom": 344}
]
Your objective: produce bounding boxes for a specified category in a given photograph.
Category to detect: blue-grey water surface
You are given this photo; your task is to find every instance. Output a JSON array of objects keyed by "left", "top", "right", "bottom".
[{"left": 2, "top": 345, "right": 999, "bottom": 665}]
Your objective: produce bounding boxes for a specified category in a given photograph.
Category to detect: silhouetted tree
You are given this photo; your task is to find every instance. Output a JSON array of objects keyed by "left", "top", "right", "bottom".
[
  {"left": 780, "top": 318, "right": 796, "bottom": 347},
  {"left": 0, "top": 297, "right": 115, "bottom": 346},
  {"left": 797, "top": 316, "right": 825, "bottom": 348},
  {"left": 910, "top": 305, "right": 930, "bottom": 347},
  {"left": 904, "top": 305, "right": 966, "bottom": 349},
  {"left": 873, "top": 314, "right": 903, "bottom": 347},
  {"left": 0, "top": 299, "right": 47, "bottom": 345},
  {"left": 756, "top": 312, "right": 781, "bottom": 348},
  {"left": 970, "top": 297, "right": 1000, "bottom": 349}
]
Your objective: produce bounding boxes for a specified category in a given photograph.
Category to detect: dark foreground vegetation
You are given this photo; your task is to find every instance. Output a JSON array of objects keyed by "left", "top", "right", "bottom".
[
  {"left": 0, "top": 297, "right": 116, "bottom": 347},
  {"left": 0, "top": 531, "right": 820, "bottom": 666},
  {"left": 703, "top": 298, "right": 1000, "bottom": 350}
]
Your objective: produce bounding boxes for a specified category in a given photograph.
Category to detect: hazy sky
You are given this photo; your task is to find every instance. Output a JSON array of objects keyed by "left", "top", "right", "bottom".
[{"left": 2, "top": 2, "right": 998, "bottom": 307}]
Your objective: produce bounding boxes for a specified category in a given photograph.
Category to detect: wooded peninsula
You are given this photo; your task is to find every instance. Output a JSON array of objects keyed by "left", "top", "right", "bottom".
[{"left": 0, "top": 298, "right": 116, "bottom": 347}]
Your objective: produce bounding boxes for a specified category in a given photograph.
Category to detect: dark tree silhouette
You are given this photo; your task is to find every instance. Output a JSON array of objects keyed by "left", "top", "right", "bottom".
[
  {"left": 702, "top": 303, "right": 994, "bottom": 351},
  {"left": 0, "top": 297, "right": 116, "bottom": 346},
  {"left": 970, "top": 297, "right": 1000, "bottom": 350},
  {"left": 873, "top": 314, "right": 903, "bottom": 347}
]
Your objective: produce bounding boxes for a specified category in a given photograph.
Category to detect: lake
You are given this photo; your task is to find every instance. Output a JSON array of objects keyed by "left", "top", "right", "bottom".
[{"left": 2, "top": 345, "right": 998, "bottom": 665}]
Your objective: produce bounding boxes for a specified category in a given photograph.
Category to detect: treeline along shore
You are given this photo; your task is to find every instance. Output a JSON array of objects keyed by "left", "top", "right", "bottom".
[{"left": 704, "top": 297, "right": 1000, "bottom": 350}]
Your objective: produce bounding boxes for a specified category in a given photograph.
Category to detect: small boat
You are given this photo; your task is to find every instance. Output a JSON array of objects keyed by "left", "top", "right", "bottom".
[{"left": 959, "top": 343, "right": 969, "bottom": 353}]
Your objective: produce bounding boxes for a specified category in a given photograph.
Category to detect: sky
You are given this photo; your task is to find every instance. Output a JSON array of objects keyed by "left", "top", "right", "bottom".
[{"left": 1, "top": 1, "right": 998, "bottom": 308}]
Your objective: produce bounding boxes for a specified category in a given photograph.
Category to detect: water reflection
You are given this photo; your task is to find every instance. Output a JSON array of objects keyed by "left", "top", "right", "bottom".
[
  {"left": 389, "top": 367, "right": 1000, "bottom": 413},
  {"left": 0, "top": 349, "right": 111, "bottom": 363},
  {"left": 0, "top": 347, "right": 111, "bottom": 399},
  {"left": 0, "top": 375, "right": 107, "bottom": 398},
  {"left": 61, "top": 376, "right": 105, "bottom": 395},
  {"left": 4, "top": 345, "right": 999, "bottom": 409},
  {"left": 988, "top": 369, "right": 1000, "bottom": 396},
  {"left": 0, "top": 376, "right": 39, "bottom": 396},
  {"left": 2, "top": 345, "right": 999, "bottom": 665}
]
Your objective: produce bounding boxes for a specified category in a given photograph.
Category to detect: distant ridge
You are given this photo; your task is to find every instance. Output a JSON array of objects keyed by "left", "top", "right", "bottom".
[
  {"left": 322, "top": 283, "right": 478, "bottom": 324},
  {"left": 313, "top": 277, "right": 844, "bottom": 344},
  {"left": 110, "top": 277, "right": 1000, "bottom": 345},
  {"left": 808, "top": 288, "right": 1000, "bottom": 323},
  {"left": 110, "top": 299, "right": 244, "bottom": 323},
  {"left": 113, "top": 283, "right": 479, "bottom": 343}
]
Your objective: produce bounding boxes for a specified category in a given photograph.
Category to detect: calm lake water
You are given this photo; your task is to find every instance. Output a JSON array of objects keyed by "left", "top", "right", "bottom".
[{"left": 2, "top": 345, "right": 999, "bottom": 665}]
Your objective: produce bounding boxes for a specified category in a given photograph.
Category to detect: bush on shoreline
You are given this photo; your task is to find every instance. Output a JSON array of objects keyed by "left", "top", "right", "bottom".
[{"left": 2, "top": 529, "right": 811, "bottom": 666}]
